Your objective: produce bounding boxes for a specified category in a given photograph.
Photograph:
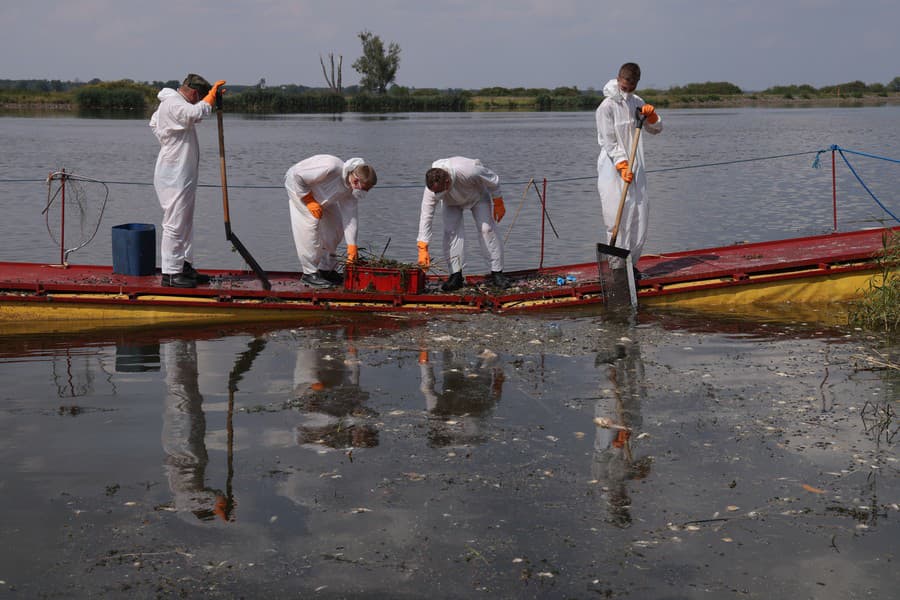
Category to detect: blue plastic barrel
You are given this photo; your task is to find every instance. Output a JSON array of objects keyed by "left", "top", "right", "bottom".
[{"left": 111, "top": 223, "right": 156, "bottom": 276}]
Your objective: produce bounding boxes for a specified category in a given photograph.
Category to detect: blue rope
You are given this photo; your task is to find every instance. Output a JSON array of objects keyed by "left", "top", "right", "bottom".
[
  {"left": 813, "top": 145, "right": 900, "bottom": 224},
  {"left": 828, "top": 145, "right": 900, "bottom": 165}
]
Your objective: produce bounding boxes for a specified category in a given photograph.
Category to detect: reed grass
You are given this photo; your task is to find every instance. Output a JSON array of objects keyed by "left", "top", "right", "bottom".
[
  {"left": 849, "top": 231, "right": 900, "bottom": 332},
  {"left": 0, "top": 89, "right": 72, "bottom": 107},
  {"left": 74, "top": 80, "right": 151, "bottom": 111}
]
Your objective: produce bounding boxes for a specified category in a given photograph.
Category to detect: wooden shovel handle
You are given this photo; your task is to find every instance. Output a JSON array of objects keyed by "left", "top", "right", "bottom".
[
  {"left": 216, "top": 90, "right": 231, "bottom": 226},
  {"left": 609, "top": 107, "right": 646, "bottom": 247}
]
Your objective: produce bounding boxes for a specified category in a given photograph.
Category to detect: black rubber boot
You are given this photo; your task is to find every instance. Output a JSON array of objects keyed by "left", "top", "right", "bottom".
[
  {"left": 319, "top": 269, "right": 344, "bottom": 285},
  {"left": 182, "top": 261, "right": 211, "bottom": 284},
  {"left": 162, "top": 273, "right": 197, "bottom": 288},
  {"left": 491, "top": 271, "right": 510, "bottom": 289},
  {"left": 441, "top": 271, "right": 465, "bottom": 292},
  {"left": 301, "top": 272, "right": 334, "bottom": 288}
]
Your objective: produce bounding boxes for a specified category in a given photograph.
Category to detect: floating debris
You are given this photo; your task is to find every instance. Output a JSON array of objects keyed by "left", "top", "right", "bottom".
[
  {"left": 479, "top": 349, "right": 498, "bottom": 361},
  {"left": 593, "top": 417, "right": 630, "bottom": 431}
]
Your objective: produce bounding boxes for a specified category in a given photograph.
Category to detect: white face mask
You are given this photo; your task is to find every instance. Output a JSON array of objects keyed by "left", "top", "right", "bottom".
[
  {"left": 621, "top": 91, "right": 633, "bottom": 102},
  {"left": 352, "top": 189, "right": 367, "bottom": 201}
]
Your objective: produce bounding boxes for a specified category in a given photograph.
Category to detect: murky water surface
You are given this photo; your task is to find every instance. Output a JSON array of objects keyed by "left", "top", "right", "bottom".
[{"left": 0, "top": 311, "right": 896, "bottom": 598}]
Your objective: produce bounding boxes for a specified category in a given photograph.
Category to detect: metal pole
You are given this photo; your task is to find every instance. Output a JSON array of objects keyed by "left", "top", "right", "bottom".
[
  {"left": 831, "top": 149, "right": 837, "bottom": 232},
  {"left": 60, "top": 168, "right": 66, "bottom": 265},
  {"left": 540, "top": 177, "right": 547, "bottom": 270}
]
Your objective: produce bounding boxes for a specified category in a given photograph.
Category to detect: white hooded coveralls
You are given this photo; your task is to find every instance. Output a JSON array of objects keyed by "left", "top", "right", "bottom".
[
  {"left": 150, "top": 88, "right": 212, "bottom": 275},
  {"left": 596, "top": 78, "right": 663, "bottom": 266},
  {"left": 416, "top": 157, "right": 504, "bottom": 274},
  {"left": 285, "top": 155, "right": 365, "bottom": 275}
]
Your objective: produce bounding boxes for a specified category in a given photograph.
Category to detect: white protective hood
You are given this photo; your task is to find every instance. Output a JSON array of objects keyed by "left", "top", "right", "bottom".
[{"left": 603, "top": 78, "right": 626, "bottom": 103}]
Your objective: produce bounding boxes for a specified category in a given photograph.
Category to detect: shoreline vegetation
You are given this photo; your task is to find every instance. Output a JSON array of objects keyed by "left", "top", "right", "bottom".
[{"left": 2, "top": 78, "right": 900, "bottom": 114}]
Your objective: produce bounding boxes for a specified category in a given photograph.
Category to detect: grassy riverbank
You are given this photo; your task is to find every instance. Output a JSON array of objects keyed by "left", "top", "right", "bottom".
[{"left": 3, "top": 78, "right": 900, "bottom": 114}]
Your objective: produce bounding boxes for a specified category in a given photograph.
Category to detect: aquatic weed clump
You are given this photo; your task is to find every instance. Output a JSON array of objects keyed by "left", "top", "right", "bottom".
[{"left": 850, "top": 230, "right": 900, "bottom": 332}]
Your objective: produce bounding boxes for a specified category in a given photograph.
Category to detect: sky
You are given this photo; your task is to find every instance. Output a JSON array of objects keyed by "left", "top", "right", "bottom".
[{"left": 3, "top": 0, "right": 898, "bottom": 92}]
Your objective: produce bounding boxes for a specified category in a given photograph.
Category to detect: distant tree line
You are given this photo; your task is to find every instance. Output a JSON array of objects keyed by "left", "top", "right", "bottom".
[
  {"left": 2, "top": 76, "right": 899, "bottom": 114},
  {"left": 73, "top": 80, "right": 154, "bottom": 111}
]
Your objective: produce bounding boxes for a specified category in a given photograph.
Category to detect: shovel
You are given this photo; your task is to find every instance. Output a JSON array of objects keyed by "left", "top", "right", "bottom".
[
  {"left": 216, "top": 90, "right": 271, "bottom": 291},
  {"left": 596, "top": 106, "right": 645, "bottom": 307}
]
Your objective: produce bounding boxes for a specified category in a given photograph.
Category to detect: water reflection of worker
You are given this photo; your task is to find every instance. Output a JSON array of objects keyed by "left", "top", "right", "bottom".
[
  {"left": 418, "top": 348, "right": 504, "bottom": 447},
  {"left": 161, "top": 339, "right": 228, "bottom": 521},
  {"left": 592, "top": 337, "right": 651, "bottom": 528},
  {"left": 292, "top": 340, "right": 377, "bottom": 450}
]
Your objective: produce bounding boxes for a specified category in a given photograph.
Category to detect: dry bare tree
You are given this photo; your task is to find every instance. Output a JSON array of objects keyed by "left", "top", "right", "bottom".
[{"left": 320, "top": 53, "right": 343, "bottom": 94}]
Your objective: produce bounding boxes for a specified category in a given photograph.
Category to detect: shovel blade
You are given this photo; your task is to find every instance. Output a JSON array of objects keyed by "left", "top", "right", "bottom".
[
  {"left": 596, "top": 242, "right": 637, "bottom": 307},
  {"left": 228, "top": 231, "right": 272, "bottom": 291}
]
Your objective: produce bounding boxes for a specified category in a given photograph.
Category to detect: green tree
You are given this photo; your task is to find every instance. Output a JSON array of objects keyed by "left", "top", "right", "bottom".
[
  {"left": 887, "top": 76, "right": 900, "bottom": 92},
  {"left": 351, "top": 30, "right": 401, "bottom": 94}
]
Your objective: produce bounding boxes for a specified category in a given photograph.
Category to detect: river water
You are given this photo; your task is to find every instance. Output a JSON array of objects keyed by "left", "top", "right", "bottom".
[
  {"left": 0, "top": 108, "right": 898, "bottom": 598},
  {"left": 2, "top": 106, "right": 899, "bottom": 270}
]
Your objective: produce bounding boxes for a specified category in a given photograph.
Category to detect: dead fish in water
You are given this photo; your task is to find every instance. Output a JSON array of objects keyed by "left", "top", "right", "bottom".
[{"left": 593, "top": 417, "right": 630, "bottom": 431}]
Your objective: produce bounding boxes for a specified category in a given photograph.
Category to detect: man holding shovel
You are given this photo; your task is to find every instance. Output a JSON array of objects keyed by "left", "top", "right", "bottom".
[
  {"left": 150, "top": 74, "right": 226, "bottom": 288},
  {"left": 595, "top": 62, "right": 663, "bottom": 278}
]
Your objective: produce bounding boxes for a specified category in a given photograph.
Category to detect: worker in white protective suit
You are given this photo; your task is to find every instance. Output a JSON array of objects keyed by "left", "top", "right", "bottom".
[
  {"left": 596, "top": 62, "right": 663, "bottom": 277},
  {"left": 285, "top": 155, "right": 377, "bottom": 288},
  {"left": 150, "top": 74, "right": 226, "bottom": 288},
  {"left": 416, "top": 157, "right": 510, "bottom": 292}
]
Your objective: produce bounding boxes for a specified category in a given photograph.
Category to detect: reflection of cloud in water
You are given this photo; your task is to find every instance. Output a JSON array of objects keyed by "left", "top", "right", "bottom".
[{"left": 295, "top": 420, "right": 379, "bottom": 450}]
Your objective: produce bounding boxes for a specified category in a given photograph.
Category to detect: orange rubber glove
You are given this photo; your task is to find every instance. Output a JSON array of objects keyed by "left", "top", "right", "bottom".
[
  {"left": 612, "top": 428, "right": 631, "bottom": 448},
  {"left": 615, "top": 160, "right": 634, "bottom": 183},
  {"left": 347, "top": 244, "right": 358, "bottom": 263},
  {"left": 213, "top": 495, "right": 228, "bottom": 521},
  {"left": 492, "top": 197, "right": 506, "bottom": 222},
  {"left": 418, "top": 350, "right": 429, "bottom": 364},
  {"left": 301, "top": 192, "right": 323, "bottom": 219},
  {"left": 640, "top": 103, "right": 659, "bottom": 124},
  {"left": 491, "top": 370, "right": 505, "bottom": 397},
  {"left": 203, "top": 80, "right": 227, "bottom": 106},
  {"left": 417, "top": 241, "right": 431, "bottom": 267}
]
